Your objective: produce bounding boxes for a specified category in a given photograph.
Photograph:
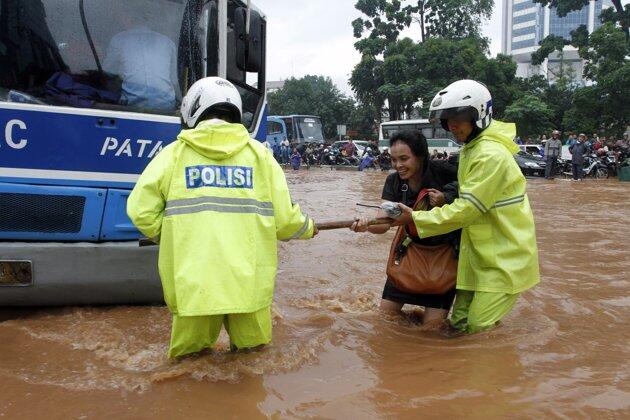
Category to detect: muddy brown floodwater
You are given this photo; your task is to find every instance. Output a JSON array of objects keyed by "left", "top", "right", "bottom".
[{"left": 1, "top": 170, "right": 629, "bottom": 418}]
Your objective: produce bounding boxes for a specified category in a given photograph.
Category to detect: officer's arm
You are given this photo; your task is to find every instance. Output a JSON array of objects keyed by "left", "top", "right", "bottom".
[
  {"left": 412, "top": 151, "right": 512, "bottom": 238},
  {"left": 442, "top": 181, "right": 459, "bottom": 205},
  {"left": 269, "top": 158, "right": 314, "bottom": 241},
  {"left": 127, "top": 149, "right": 172, "bottom": 241}
]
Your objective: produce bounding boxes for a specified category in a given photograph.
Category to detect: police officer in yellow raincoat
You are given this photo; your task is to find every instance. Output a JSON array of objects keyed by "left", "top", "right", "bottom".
[
  {"left": 127, "top": 77, "right": 316, "bottom": 358},
  {"left": 394, "top": 80, "right": 540, "bottom": 334}
]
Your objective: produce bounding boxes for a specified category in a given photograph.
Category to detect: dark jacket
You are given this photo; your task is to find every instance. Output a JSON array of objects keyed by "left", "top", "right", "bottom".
[{"left": 570, "top": 142, "right": 588, "bottom": 165}]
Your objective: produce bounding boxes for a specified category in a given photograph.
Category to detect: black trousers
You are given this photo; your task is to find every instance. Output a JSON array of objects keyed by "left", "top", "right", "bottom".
[
  {"left": 572, "top": 163, "right": 583, "bottom": 180},
  {"left": 545, "top": 156, "right": 558, "bottom": 178}
]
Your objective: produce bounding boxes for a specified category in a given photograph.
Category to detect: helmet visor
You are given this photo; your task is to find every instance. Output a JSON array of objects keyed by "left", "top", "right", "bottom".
[{"left": 429, "top": 107, "right": 477, "bottom": 124}]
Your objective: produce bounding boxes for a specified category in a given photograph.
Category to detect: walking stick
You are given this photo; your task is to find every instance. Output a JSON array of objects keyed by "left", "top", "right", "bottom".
[
  {"left": 315, "top": 217, "right": 393, "bottom": 231},
  {"left": 139, "top": 217, "right": 395, "bottom": 246}
]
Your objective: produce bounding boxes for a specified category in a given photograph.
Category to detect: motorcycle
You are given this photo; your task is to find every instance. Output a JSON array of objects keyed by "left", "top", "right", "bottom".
[
  {"left": 601, "top": 152, "right": 617, "bottom": 178},
  {"left": 583, "top": 154, "right": 609, "bottom": 179},
  {"left": 321, "top": 147, "right": 337, "bottom": 165}
]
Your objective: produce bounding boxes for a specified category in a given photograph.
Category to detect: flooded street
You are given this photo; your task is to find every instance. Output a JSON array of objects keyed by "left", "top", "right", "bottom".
[{"left": 1, "top": 170, "right": 629, "bottom": 418}]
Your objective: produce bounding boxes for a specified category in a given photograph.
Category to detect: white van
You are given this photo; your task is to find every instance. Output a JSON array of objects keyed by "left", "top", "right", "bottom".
[{"left": 426, "top": 138, "right": 461, "bottom": 156}]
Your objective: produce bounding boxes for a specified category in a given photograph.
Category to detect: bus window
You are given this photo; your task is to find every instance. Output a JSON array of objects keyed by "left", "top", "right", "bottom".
[
  {"left": 296, "top": 117, "right": 324, "bottom": 143},
  {"left": 282, "top": 117, "right": 295, "bottom": 141},
  {"left": 382, "top": 125, "right": 401, "bottom": 139},
  {"left": 433, "top": 126, "right": 454, "bottom": 140},
  {"left": 427, "top": 139, "right": 449, "bottom": 148},
  {"left": 416, "top": 126, "right": 433, "bottom": 139},
  {"left": 0, "top": 0, "right": 215, "bottom": 115},
  {"left": 227, "top": 0, "right": 266, "bottom": 131},
  {"left": 268, "top": 121, "right": 283, "bottom": 135}
]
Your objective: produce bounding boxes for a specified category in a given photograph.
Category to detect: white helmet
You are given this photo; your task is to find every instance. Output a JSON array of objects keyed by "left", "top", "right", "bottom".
[
  {"left": 429, "top": 80, "right": 493, "bottom": 131},
  {"left": 180, "top": 77, "right": 242, "bottom": 128}
]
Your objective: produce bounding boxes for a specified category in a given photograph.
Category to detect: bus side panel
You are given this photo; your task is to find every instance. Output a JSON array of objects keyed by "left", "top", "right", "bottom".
[
  {"left": 0, "top": 182, "right": 106, "bottom": 241},
  {"left": 255, "top": 103, "right": 268, "bottom": 142},
  {"left": 266, "top": 116, "right": 286, "bottom": 146},
  {"left": 99, "top": 189, "right": 141, "bottom": 241},
  {"left": 0, "top": 104, "right": 180, "bottom": 189}
]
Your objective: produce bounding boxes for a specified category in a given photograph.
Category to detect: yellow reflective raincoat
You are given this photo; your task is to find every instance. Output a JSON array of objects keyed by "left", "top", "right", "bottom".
[
  {"left": 127, "top": 120, "right": 314, "bottom": 316},
  {"left": 412, "top": 120, "right": 540, "bottom": 294}
]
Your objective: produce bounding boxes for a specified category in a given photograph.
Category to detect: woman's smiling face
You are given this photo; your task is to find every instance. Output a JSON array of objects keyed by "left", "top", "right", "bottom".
[{"left": 390, "top": 141, "right": 422, "bottom": 181}]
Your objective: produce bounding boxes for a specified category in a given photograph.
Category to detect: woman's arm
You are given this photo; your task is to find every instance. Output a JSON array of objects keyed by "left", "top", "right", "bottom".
[{"left": 350, "top": 209, "right": 392, "bottom": 234}]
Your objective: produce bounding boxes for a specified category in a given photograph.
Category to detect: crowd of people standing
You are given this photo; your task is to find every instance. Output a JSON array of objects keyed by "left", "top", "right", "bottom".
[{"left": 518, "top": 130, "right": 629, "bottom": 181}]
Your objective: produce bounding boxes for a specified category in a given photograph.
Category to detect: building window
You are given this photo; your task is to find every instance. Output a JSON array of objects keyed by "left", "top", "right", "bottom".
[
  {"left": 513, "top": 12, "right": 538, "bottom": 25},
  {"left": 549, "top": 6, "right": 589, "bottom": 40},
  {"left": 512, "top": 39, "right": 536, "bottom": 50}
]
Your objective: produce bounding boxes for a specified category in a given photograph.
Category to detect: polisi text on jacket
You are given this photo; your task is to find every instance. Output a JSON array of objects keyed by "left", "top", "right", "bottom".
[{"left": 186, "top": 165, "right": 253, "bottom": 189}]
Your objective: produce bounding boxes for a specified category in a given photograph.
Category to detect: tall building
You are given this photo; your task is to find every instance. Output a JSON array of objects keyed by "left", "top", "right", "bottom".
[{"left": 502, "top": 0, "right": 611, "bottom": 83}]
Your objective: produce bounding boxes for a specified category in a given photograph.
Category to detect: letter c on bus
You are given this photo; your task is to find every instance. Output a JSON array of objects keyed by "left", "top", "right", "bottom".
[{"left": 5, "top": 119, "right": 28, "bottom": 149}]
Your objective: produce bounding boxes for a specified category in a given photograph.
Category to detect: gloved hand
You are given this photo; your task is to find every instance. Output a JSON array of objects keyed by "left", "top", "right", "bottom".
[{"left": 380, "top": 201, "right": 402, "bottom": 218}]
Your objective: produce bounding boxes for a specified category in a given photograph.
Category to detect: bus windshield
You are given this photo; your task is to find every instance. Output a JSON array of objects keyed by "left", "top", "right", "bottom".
[
  {"left": 380, "top": 120, "right": 454, "bottom": 148},
  {"left": 297, "top": 117, "right": 324, "bottom": 143},
  {"left": 0, "top": 0, "right": 215, "bottom": 116},
  {"left": 382, "top": 124, "right": 433, "bottom": 140}
]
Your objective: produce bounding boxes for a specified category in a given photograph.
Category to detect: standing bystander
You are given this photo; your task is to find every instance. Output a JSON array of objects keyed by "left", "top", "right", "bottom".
[
  {"left": 544, "top": 130, "right": 562, "bottom": 180},
  {"left": 570, "top": 134, "right": 588, "bottom": 181}
]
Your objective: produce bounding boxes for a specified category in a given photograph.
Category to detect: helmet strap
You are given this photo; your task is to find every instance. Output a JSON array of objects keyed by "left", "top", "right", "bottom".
[{"left": 465, "top": 122, "right": 483, "bottom": 143}]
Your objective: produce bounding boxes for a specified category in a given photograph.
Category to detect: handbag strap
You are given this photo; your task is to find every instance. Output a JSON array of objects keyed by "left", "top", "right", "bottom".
[
  {"left": 401, "top": 181, "right": 430, "bottom": 210},
  {"left": 401, "top": 181, "right": 430, "bottom": 238}
]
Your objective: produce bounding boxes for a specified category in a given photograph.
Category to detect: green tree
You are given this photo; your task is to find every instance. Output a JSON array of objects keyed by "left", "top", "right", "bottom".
[
  {"left": 349, "top": 55, "right": 386, "bottom": 125},
  {"left": 528, "top": 1, "right": 629, "bottom": 136},
  {"left": 350, "top": 1, "right": 498, "bottom": 126},
  {"left": 503, "top": 95, "right": 554, "bottom": 138},
  {"left": 559, "top": 22, "right": 630, "bottom": 135},
  {"left": 351, "top": 35, "right": 522, "bottom": 123},
  {"left": 539, "top": 75, "right": 577, "bottom": 133},
  {"left": 473, "top": 53, "right": 519, "bottom": 117},
  {"left": 561, "top": 86, "right": 602, "bottom": 135},
  {"left": 421, "top": 0, "right": 494, "bottom": 40},
  {"left": 531, "top": 34, "right": 568, "bottom": 66},
  {"left": 349, "top": 103, "right": 379, "bottom": 139},
  {"left": 268, "top": 76, "right": 355, "bottom": 140},
  {"left": 352, "top": 0, "right": 494, "bottom": 55}
]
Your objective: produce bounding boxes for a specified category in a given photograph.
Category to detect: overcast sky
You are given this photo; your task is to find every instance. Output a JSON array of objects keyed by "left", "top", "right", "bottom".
[{"left": 254, "top": 0, "right": 504, "bottom": 96}]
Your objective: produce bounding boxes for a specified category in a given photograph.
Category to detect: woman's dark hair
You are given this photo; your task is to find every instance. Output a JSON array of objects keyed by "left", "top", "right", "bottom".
[{"left": 389, "top": 130, "right": 430, "bottom": 173}]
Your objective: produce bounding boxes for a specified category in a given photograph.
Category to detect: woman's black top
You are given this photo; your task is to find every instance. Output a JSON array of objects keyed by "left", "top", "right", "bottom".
[{"left": 380, "top": 160, "right": 460, "bottom": 309}]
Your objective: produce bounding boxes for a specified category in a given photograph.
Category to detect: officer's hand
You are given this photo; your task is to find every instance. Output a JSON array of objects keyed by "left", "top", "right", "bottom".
[
  {"left": 391, "top": 203, "right": 414, "bottom": 226},
  {"left": 427, "top": 189, "right": 446, "bottom": 207},
  {"left": 350, "top": 216, "right": 369, "bottom": 233}
]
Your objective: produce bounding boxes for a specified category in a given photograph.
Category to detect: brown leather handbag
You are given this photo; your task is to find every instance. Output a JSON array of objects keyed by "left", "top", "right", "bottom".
[{"left": 385, "top": 187, "right": 457, "bottom": 295}]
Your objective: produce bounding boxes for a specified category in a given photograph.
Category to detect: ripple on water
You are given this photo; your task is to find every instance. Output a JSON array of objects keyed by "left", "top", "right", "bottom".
[{"left": 0, "top": 306, "right": 335, "bottom": 392}]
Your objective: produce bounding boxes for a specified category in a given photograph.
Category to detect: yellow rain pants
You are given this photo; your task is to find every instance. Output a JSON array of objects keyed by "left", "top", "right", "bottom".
[
  {"left": 168, "top": 306, "right": 272, "bottom": 358},
  {"left": 450, "top": 290, "right": 519, "bottom": 334}
]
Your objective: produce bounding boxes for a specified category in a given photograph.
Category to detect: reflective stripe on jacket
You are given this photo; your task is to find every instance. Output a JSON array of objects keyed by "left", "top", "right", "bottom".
[
  {"left": 127, "top": 120, "right": 313, "bottom": 316},
  {"left": 412, "top": 120, "right": 540, "bottom": 294}
]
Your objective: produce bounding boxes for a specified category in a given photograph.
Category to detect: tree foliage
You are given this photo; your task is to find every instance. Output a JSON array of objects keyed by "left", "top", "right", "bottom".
[
  {"left": 267, "top": 76, "right": 355, "bottom": 139},
  {"left": 503, "top": 95, "right": 554, "bottom": 138},
  {"left": 269, "top": 1, "right": 630, "bottom": 144},
  {"left": 350, "top": 35, "right": 518, "bottom": 121},
  {"left": 352, "top": 0, "right": 494, "bottom": 55}
]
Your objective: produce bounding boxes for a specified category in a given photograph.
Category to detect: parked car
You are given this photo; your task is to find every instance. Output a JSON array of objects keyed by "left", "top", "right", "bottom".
[
  {"left": 519, "top": 144, "right": 544, "bottom": 157},
  {"left": 515, "top": 151, "right": 546, "bottom": 177},
  {"left": 436, "top": 150, "right": 548, "bottom": 178}
]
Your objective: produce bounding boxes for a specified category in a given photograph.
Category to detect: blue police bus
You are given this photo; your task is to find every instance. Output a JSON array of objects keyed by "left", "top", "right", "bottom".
[
  {"left": 266, "top": 115, "right": 324, "bottom": 146},
  {"left": 0, "top": 0, "right": 267, "bottom": 305}
]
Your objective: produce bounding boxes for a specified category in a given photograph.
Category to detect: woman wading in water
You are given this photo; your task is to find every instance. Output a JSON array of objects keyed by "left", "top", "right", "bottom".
[{"left": 351, "top": 130, "right": 460, "bottom": 328}]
